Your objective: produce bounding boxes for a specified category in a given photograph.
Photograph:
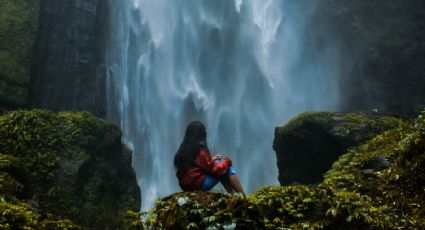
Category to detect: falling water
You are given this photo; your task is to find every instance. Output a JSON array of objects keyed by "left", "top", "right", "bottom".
[{"left": 106, "top": 0, "right": 340, "bottom": 210}]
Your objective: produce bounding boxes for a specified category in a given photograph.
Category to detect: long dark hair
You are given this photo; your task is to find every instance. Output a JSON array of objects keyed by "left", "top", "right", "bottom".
[{"left": 174, "top": 121, "right": 208, "bottom": 172}]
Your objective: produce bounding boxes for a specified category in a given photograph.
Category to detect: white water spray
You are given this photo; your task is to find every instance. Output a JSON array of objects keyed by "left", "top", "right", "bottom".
[{"left": 106, "top": 0, "right": 340, "bottom": 210}]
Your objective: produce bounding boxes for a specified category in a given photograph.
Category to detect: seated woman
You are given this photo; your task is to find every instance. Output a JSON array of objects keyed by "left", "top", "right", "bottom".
[{"left": 174, "top": 121, "right": 244, "bottom": 194}]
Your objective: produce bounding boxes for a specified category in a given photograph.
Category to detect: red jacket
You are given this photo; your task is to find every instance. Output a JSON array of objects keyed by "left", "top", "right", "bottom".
[{"left": 176, "top": 147, "right": 232, "bottom": 191}]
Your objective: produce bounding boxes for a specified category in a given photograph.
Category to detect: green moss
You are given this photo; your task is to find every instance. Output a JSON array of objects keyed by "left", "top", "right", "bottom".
[
  {"left": 281, "top": 111, "right": 335, "bottom": 131},
  {"left": 128, "top": 192, "right": 261, "bottom": 229},
  {"left": 0, "top": 197, "right": 81, "bottom": 229},
  {"left": 0, "top": 109, "right": 139, "bottom": 228},
  {"left": 39, "top": 220, "right": 81, "bottom": 230},
  {"left": 323, "top": 111, "right": 425, "bottom": 228},
  {"left": 0, "top": 0, "right": 39, "bottom": 107},
  {"left": 0, "top": 197, "right": 39, "bottom": 229},
  {"left": 251, "top": 185, "right": 393, "bottom": 229},
  {"left": 0, "top": 173, "right": 23, "bottom": 197},
  {"left": 0, "top": 154, "right": 23, "bottom": 196},
  {"left": 281, "top": 111, "right": 403, "bottom": 134},
  {"left": 136, "top": 185, "right": 393, "bottom": 229}
]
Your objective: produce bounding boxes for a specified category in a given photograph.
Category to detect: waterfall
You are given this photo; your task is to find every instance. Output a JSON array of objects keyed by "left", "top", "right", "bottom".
[{"left": 106, "top": 0, "right": 340, "bottom": 210}]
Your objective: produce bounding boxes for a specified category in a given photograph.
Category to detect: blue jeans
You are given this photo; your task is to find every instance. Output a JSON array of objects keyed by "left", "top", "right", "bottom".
[{"left": 201, "top": 160, "right": 236, "bottom": 191}]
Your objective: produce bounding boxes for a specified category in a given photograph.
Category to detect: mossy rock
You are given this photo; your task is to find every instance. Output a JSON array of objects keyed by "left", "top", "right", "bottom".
[
  {"left": 0, "top": 109, "right": 140, "bottom": 229},
  {"left": 0, "top": 0, "right": 39, "bottom": 108},
  {"left": 128, "top": 192, "right": 263, "bottom": 230},
  {"left": 0, "top": 197, "right": 81, "bottom": 230},
  {"left": 133, "top": 186, "right": 395, "bottom": 229},
  {"left": 0, "top": 153, "right": 30, "bottom": 198},
  {"left": 323, "top": 110, "right": 425, "bottom": 228},
  {"left": 273, "top": 111, "right": 405, "bottom": 185}
]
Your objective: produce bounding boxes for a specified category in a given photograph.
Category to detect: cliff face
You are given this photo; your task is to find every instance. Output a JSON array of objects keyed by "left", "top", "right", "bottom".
[
  {"left": 28, "top": 0, "right": 109, "bottom": 117},
  {"left": 306, "top": 0, "right": 425, "bottom": 117},
  {"left": 3, "top": 0, "right": 424, "bottom": 119},
  {"left": 0, "top": 0, "right": 39, "bottom": 113}
]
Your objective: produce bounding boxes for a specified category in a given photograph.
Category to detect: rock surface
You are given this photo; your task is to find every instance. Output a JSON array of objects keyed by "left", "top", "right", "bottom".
[
  {"left": 3, "top": 0, "right": 425, "bottom": 119},
  {"left": 0, "top": 0, "right": 39, "bottom": 111},
  {"left": 273, "top": 112, "right": 403, "bottom": 185},
  {"left": 306, "top": 0, "right": 425, "bottom": 117},
  {"left": 0, "top": 110, "right": 140, "bottom": 229},
  {"left": 28, "top": 0, "right": 109, "bottom": 117}
]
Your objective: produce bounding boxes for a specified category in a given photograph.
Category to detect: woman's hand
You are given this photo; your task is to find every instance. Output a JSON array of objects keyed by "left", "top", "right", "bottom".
[{"left": 212, "top": 154, "right": 222, "bottom": 161}]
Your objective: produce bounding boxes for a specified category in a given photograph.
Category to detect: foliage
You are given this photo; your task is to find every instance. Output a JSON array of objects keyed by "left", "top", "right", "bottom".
[
  {"left": 0, "top": 153, "right": 26, "bottom": 197},
  {"left": 251, "top": 185, "right": 394, "bottom": 229},
  {"left": 0, "top": 197, "right": 81, "bottom": 230},
  {"left": 126, "top": 192, "right": 261, "bottom": 230},
  {"left": 323, "top": 110, "right": 425, "bottom": 228},
  {"left": 129, "top": 186, "right": 392, "bottom": 229},
  {"left": 0, "top": 197, "right": 39, "bottom": 229}
]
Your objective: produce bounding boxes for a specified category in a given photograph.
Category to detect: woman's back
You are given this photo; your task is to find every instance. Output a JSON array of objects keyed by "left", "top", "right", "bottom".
[
  {"left": 174, "top": 121, "right": 244, "bottom": 194},
  {"left": 176, "top": 145, "right": 232, "bottom": 190}
]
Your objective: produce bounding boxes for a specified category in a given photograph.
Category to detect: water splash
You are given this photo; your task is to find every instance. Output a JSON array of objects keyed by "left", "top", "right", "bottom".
[
  {"left": 106, "top": 0, "right": 340, "bottom": 210},
  {"left": 235, "top": 0, "right": 243, "bottom": 13}
]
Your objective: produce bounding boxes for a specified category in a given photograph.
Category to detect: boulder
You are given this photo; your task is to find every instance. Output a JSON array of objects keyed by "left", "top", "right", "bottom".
[
  {"left": 0, "top": 110, "right": 140, "bottom": 229},
  {"left": 273, "top": 111, "right": 403, "bottom": 185}
]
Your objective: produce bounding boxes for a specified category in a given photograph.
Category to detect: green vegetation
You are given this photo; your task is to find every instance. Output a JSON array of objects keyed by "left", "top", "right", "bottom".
[
  {"left": 128, "top": 111, "right": 424, "bottom": 229},
  {"left": 0, "top": 109, "right": 140, "bottom": 229},
  {"left": 0, "top": 0, "right": 39, "bottom": 107},
  {"left": 280, "top": 111, "right": 403, "bottom": 135},
  {"left": 0, "top": 197, "right": 81, "bottom": 230},
  {"left": 323, "top": 111, "right": 425, "bottom": 228}
]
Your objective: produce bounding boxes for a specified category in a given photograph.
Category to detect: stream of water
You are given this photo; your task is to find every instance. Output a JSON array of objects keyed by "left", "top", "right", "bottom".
[{"left": 106, "top": 0, "right": 340, "bottom": 210}]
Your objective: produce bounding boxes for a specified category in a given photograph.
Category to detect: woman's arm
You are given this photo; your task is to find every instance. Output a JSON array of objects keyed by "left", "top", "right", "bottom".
[
  {"left": 197, "top": 149, "right": 232, "bottom": 176},
  {"left": 212, "top": 154, "right": 221, "bottom": 161}
]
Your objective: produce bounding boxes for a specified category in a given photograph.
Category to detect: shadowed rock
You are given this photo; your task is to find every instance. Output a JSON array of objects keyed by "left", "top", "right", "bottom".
[{"left": 273, "top": 112, "right": 402, "bottom": 185}]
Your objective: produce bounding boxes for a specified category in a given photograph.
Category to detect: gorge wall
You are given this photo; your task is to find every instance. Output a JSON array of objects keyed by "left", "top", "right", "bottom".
[
  {"left": 304, "top": 0, "right": 425, "bottom": 117},
  {"left": 0, "top": 0, "right": 39, "bottom": 113},
  {"left": 28, "top": 0, "right": 109, "bottom": 117},
  {"left": 1, "top": 1, "right": 424, "bottom": 117}
]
